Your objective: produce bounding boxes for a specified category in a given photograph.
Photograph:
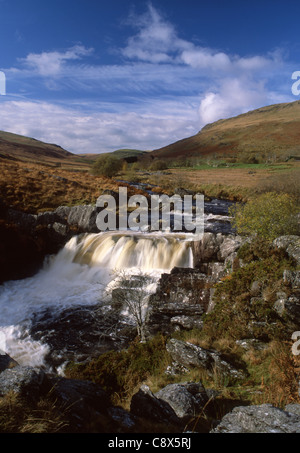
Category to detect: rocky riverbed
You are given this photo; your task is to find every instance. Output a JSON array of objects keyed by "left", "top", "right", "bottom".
[{"left": 0, "top": 196, "right": 300, "bottom": 433}]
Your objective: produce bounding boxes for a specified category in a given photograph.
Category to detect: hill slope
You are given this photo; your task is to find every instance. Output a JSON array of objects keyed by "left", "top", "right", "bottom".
[
  {"left": 0, "top": 131, "right": 75, "bottom": 164},
  {"left": 150, "top": 100, "right": 300, "bottom": 162}
]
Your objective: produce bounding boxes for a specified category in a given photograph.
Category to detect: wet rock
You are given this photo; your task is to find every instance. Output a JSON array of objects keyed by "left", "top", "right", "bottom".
[
  {"left": 211, "top": 404, "right": 300, "bottom": 433},
  {"left": 192, "top": 233, "right": 223, "bottom": 265},
  {"left": 54, "top": 206, "right": 72, "bottom": 222},
  {"left": 0, "top": 350, "right": 19, "bottom": 372}
]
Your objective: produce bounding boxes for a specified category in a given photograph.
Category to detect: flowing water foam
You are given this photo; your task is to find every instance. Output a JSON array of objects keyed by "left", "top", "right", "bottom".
[{"left": 0, "top": 231, "right": 193, "bottom": 368}]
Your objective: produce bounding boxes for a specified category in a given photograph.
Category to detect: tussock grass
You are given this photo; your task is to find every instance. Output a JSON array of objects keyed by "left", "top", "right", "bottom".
[{"left": 0, "top": 391, "right": 69, "bottom": 433}]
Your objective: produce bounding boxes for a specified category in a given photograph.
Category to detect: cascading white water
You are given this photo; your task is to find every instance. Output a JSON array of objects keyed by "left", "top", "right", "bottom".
[{"left": 0, "top": 231, "right": 193, "bottom": 369}]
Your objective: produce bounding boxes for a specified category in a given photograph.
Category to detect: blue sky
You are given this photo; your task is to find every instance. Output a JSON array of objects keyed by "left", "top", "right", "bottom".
[{"left": 0, "top": 0, "right": 299, "bottom": 154}]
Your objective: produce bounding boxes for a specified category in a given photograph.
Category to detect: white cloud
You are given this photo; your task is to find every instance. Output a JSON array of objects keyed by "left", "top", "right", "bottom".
[
  {"left": 198, "top": 78, "right": 271, "bottom": 125},
  {"left": 21, "top": 45, "right": 94, "bottom": 77},
  {"left": 0, "top": 99, "right": 199, "bottom": 153},
  {"left": 121, "top": 3, "right": 191, "bottom": 63}
]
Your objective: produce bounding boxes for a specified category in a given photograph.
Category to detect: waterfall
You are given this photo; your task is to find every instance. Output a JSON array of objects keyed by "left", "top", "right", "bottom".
[
  {"left": 0, "top": 231, "right": 193, "bottom": 369},
  {"left": 67, "top": 231, "right": 193, "bottom": 271}
]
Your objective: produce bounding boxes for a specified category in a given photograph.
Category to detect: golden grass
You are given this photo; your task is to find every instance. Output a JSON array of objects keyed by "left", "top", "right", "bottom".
[
  {"left": 135, "top": 162, "right": 300, "bottom": 201},
  {"left": 0, "top": 159, "right": 143, "bottom": 214},
  {"left": 0, "top": 391, "right": 69, "bottom": 433}
]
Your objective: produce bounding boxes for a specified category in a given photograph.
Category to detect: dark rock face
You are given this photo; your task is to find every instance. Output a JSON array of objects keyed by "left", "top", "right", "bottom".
[
  {"left": 130, "top": 384, "right": 181, "bottom": 428},
  {"left": 0, "top": 350, "right": 18, "bottom": 372},
  {"left": 211, "top": 404, "right": 300, "bottom": 433},
  {"left": 29, "top": 304, "right": 135, "bottom": 370},
  {"left": 0, "top": 204, "right": 100, "bottom": 282},
  {"left": 146, "top": 268, "right": 214, "bottom": 337}
]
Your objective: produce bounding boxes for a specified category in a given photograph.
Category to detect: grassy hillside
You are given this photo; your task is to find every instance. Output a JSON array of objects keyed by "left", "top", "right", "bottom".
[
  {"left": 150, "top": 101, "right": 300, "bottom": 164},
  {"left": 79, "top": 148, "right": 148, "bottom": 163},
  {"left": 0, "top": 130, "right": 91, "bottom": 170}
]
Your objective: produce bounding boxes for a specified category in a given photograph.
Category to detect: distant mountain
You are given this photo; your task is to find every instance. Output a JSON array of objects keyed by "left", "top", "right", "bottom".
[
  {"left": 0, "top": 131, "right": 75, "bottom": 164},
  {"left": 150, "top": 100, "right": 300, "bottom": 162}
]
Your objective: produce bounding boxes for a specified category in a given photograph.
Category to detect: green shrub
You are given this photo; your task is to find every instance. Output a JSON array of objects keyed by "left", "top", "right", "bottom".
[
  {"left": 229, "top": 192, "right": 299, "bottom": 240},
  {"left": 201, "top": 238, "right": 296, "bottom": 343},
  {"left": 149, "top": 160, "right": 168, "bottom": 171},
  {"left": 91, "top": 155, "right": 123, "bottom": 178}
]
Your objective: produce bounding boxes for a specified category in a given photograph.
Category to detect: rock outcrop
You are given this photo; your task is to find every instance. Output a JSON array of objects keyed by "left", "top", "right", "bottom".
[
  {"left": 145, "top": 268, "right": 213, "bottom": 337},
  {"left": 273, "top": 235, "right": 300, "bottom": 266},
  {"left": 166, "top": 339, "right": 247, "bottom": 381},
  {"left": 211, "top": 403, "right": 300, "bottom": 433},
  {"left": 273, "top": 270, "right": 300, "bottom": 330}
]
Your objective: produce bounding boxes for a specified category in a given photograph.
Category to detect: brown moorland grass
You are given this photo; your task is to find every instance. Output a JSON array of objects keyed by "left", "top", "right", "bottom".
[
  {"left": 0, "top": 159, "right": 143, "bottom": 214},
  {"left": 138, "top": 162, "right": 300, "bottom": 201}
]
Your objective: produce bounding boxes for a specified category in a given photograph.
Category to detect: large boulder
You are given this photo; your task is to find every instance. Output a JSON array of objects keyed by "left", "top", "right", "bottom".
[
  {"left": 155, "top": 382, "right": 209, "bottom": 420},
  {"left": 0, "top": 366, "right": 47, "bottom": 402},
  {"left": 192, "top": 233, "right": 245, "bottom": 267},
  {"left": 273, "top": 235, "right": 300, "bottom": 266},
  {"left": 211, "top": 404, "right": 300, "bottom": 433},
  {"left": 130, "top": 384, "right": 181, "bottom": 428},
  {"left": 65, "top": 205, "right": 99, "bottom": 233},
  {"left": 166, "top": 339, "right": 246, "bottom": 381}
]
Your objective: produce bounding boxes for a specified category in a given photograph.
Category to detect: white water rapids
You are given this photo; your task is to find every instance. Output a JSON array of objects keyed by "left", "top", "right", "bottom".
[{"left": 0, "top": 231, "right": 193, "bottom": 370}]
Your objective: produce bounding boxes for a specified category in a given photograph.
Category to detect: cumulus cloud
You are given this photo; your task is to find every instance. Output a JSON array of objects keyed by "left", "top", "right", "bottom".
[
  {"left": 21, "top": 45, "right": 94, "bottom": 77},
  {"left": 121, "top": 4, "right": 280, "bottom": 75},
  {"left": 121, "top": 3, "right": 191, "bottom": 63},
  {"left": 198, "top": 78, "right": 270, "bottom": 125},
  {"left": 0, "top": 99, "right": 199, "bottom": 153}
]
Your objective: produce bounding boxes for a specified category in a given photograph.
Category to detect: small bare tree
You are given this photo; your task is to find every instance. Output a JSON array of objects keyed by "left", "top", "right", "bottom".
[{"left": 103, "top": 269, "right": 157, "bottom": 343}]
